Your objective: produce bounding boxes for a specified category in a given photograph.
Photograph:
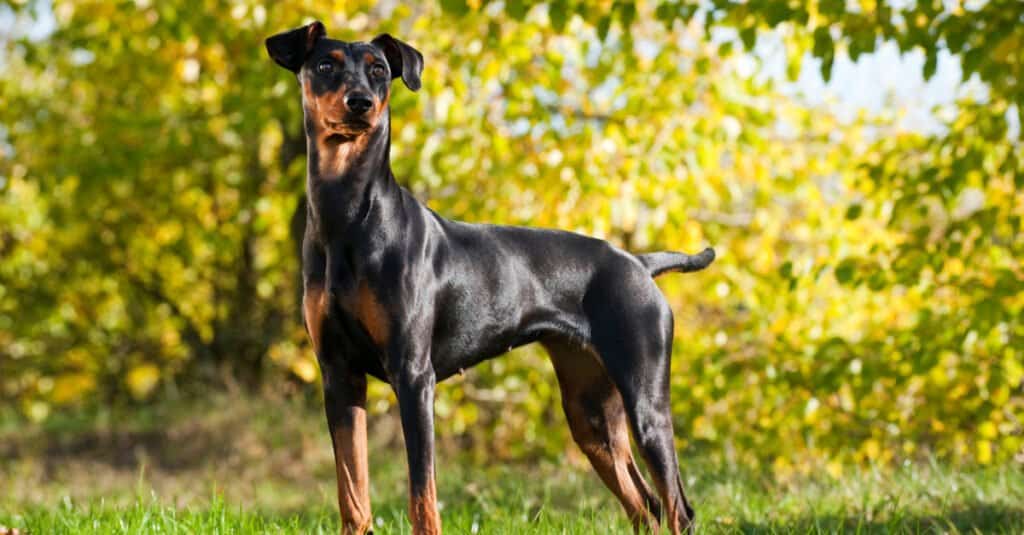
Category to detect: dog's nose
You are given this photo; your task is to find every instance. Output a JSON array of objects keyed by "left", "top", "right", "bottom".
[{"left": 345, "top": 93, "right": 373, "bottom": 115}]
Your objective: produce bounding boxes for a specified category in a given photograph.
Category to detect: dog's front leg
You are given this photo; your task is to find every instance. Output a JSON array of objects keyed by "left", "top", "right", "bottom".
[
  {"left": 390, "top": 345, "right": 441, "bottom": 535},
  {"left": 323, "top": 368, "right": 373, "bottom": 535},
  {"left": 305, "top": 279, "right": 374, "bottom": 535}
]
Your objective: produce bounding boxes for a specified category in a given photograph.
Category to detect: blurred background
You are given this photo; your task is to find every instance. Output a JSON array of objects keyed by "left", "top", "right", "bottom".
[{"left": 1, "top": 0, "right": 1022, "bottom": 511}]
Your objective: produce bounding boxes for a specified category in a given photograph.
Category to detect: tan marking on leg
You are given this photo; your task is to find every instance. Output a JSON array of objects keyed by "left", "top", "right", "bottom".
[
  {"left": 544, "top": 339, "right": 661, "bottom": 533},
  {"left": 626, "top": 457, "right": 662, "bottom": 524},
  {"left": 408, "top": 474, "right": 441, "bottom": 535},
  {"left": 335, "top": 407, "right": 372, "bottom": 534},
  {"left": 643, "top": 468, "right": 692, "bottom": 534},
  {"left": 303, "top": 286, "right": 328, "bottom": 353},
  {"left": 570, "top": 408, "right": 656, "bottom": 532}
]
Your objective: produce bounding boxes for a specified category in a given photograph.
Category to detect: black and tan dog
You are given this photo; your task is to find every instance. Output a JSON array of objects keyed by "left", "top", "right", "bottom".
[{"left": 266, "top": 21, "right": 715, "bottom": 535}]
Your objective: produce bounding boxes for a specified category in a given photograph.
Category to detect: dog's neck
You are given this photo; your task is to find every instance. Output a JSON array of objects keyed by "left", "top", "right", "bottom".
[{"left": 304, "top": 113, "right": 403, "bottom": 236}]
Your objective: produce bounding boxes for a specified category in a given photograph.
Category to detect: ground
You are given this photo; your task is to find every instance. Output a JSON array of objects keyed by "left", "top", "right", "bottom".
[{"left": 2, "top": 394, "right": 1022, "bottom": 534}]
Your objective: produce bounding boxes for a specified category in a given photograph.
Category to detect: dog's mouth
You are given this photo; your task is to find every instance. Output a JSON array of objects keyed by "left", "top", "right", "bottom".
[{"left": 325, "top": 119, "right": 371, "bottom": 134}]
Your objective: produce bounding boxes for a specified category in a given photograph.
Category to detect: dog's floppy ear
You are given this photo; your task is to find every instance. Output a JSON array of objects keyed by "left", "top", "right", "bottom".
[
  {"left": 266, "top": 21, "right": 326, "bottom": 73},
  {"left": 371, "top": 33, "right": 424, "bottom": 91}
]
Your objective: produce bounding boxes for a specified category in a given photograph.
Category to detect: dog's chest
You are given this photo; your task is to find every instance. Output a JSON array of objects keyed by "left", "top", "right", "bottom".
[{"left": 331, "top": 280, "right": 390, "bottom": 350}]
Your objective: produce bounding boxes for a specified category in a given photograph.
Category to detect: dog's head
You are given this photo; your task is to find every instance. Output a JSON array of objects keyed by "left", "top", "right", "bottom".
[{"left": 266, "top": 22, "right": 422, "bottom": 138}]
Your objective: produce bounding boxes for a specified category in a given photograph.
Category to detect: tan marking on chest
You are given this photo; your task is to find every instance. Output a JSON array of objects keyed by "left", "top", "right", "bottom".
[
  {"left": 348, "top": 282, "right": 389, "bottom": 347},
  {"left": 303, "top": 286, "right": 328, "bottom": 354}
]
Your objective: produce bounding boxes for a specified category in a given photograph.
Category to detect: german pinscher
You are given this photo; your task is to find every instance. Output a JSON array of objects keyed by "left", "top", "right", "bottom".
[{"left": 266, "top": 21, "right": 715, "bottom": 535}]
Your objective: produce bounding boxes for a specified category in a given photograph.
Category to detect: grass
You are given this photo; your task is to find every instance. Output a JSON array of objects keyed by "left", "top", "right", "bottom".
[
  {"left": 2, "top": 394, "right": 1023, "bottom": 534},
  {"left": 6, "top": 465, "right": 1024, "bottom": 534}
]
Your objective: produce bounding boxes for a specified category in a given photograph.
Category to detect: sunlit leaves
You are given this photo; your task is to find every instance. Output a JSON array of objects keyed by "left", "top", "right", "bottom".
[{"left": 1, "top": 0, "right": 1021, "bottom": 469}]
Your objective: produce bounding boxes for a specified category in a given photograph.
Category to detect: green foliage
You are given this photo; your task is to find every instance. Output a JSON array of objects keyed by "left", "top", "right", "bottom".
[{"left": 1, "top": 0, "right": 1021, "bottom": 471}]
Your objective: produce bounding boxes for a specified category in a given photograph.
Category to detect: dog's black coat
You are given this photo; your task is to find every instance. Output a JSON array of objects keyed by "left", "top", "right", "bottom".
[{"left": 267, "top": 21, "right": 714, "bottom": 535}]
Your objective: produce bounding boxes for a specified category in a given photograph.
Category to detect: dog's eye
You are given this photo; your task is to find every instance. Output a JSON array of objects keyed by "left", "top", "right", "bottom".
[
  {"left": 317, "top": 60, "right": 334, "bottom": 74},
  {"left": 371, "top": 64, "right": 387, "bottom": 78}
]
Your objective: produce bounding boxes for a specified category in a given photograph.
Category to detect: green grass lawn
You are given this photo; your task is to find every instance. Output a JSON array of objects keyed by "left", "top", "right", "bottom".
[
  {"left": 2, "top": 395, "right": 1022, "bottom": 534},
  {"left": 6, "top": 465, "right": 1024, "bottom": 534}
]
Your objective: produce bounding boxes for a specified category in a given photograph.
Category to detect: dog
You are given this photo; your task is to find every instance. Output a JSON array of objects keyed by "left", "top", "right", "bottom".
[{"left": 266, "top": 21, "right": 715, "bottom": 535}]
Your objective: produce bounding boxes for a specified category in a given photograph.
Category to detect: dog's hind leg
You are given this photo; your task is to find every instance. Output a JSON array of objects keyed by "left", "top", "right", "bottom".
[
  {"left": 544, "top": 338, "right": 662, "bottom": 533},
  {"left": 584, "top": 273, "right": 696, "bottom": 534}
]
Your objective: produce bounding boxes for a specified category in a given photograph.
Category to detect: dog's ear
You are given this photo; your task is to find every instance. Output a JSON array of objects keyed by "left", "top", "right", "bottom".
[
  {"left": 371, "top": 33, "right": 424, "bottom": 91},
  {"left": 266, "top": 21, "right": 326, "bottom": 73}
]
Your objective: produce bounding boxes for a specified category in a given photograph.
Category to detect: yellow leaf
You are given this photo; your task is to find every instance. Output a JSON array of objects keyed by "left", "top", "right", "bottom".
[
  {"left": 126, "top": 364, "right": 160, "bottom": 400},
  {"left": 976, "top": 440, "right": 992, "bottom": 464},
  {"left": 24, "top": 400, "right": 50, "bottom": 422},
  {"left": 52, "top": 373, "right": 96, "bottom": 404},
  {"left": 863, "top": 439, "right": 881, "bottom": 460},
  {"left": 291, "top": 357, "right": 319, "bottom": 383},
  {"left": 826, "top": 461, "right": 843, "bottom": 479},
  {"left": 978, "top": 421, "right": 998, "bottom": 439}
]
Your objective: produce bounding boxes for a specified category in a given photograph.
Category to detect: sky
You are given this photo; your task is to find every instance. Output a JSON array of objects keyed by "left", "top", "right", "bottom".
[{"left": 746, "top": 29, "right": 981, "bottom": 134}]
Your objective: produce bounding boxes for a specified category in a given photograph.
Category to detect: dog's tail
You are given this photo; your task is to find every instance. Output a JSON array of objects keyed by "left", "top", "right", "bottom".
[{"left": 635, "top": 247, "right": 716, "bottom": 277}]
